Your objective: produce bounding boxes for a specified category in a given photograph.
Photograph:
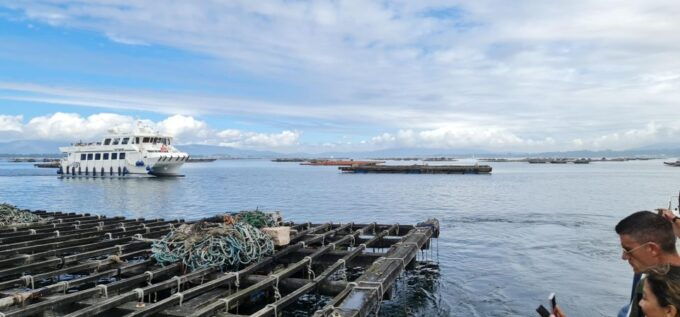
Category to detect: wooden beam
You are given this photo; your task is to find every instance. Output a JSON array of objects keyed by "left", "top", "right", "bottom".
[
  {"left": 0, "top": 241, "right": 151, "bottom": 278},
  {"left": 316, "top": 219, "right": 439, "bottom": 317},
  {"left": 62, "top": 267, "right": 216, "bottom": 317},
  {"left": 250, "top": 224, "right": 398, "bottom": 317},
  {"left": 242, "top": 275, "right": 347, "bottom": 297},
  {"left": 0, "top": 249, "right": 150, "bottom": 291},
  {"left": 0, "top": 221, "right": 179, "bottom": 251},
  {"left": 0, "top": 259, "right": 155, "bottom": 309},
  {"left": 192, "top": 223, "right": 376, "bottom": 317},
  {"left": 0, "top": 264, "right": 180, "bottom": 317}
]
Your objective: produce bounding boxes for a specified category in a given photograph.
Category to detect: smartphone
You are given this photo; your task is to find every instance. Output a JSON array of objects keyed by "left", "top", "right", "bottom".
[
  {"left": 548, "top": 293, "right": 556, "bottom": 310},
  {"left": 536, "top": 305, "right": 551, "bottom": 317}
]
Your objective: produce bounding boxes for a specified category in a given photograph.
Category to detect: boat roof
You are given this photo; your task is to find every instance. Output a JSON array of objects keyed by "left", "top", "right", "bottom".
[{"left": 103, "top": 133, "right": 173, "bottom": 139}]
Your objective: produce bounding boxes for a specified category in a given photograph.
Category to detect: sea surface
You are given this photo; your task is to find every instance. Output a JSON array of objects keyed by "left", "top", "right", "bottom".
[{"left": 2, "top": 158, "right": 680, "bottom": 316}]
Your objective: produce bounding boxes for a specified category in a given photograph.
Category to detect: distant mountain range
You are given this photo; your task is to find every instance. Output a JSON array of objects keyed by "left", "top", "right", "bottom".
[
  {"left": 313, "top": 147, "right": 495, "bottom": 158},
  {"left": 173, "top": 144, "right": 279, "bottom": 158},
  {"left": 0, "top": 139, "right": 679, "bottom": 158},
  {"left": 0, "top": 140, "right": 69, "bottom": 155}
]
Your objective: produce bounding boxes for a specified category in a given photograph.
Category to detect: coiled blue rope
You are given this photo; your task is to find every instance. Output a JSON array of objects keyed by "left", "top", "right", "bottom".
[{"left": 152, "top": 222, "right": 275, "bottom": 272}]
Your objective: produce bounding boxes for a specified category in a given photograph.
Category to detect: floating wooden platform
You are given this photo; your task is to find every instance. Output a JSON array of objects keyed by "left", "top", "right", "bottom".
[
  {"left": 271, "top": 158, "right": 307, "bottom": 163},
  {"left": 339, "top": 164, "right": 492, "bottom": 174},
  {"left": 186, "top": 158, "right": 217, "bottom": 163},
  {"left": 301, "top": 160, "right": 385, "bottom": 166},
  {"left": 33, "top": 161, "right": 60, "bottom": 168},
  {"left": 0, "top": 210, "right": 439, "bottom": 317}
]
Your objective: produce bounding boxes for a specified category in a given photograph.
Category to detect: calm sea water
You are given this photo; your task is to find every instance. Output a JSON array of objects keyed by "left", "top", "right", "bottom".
[{"left": 1, "top": 159, "right": 680, "bottom": 316}]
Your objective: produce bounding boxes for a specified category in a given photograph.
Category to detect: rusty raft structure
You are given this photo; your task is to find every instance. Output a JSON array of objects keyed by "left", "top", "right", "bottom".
[
  {"left": 0, "top": 210, "right": 440, "bottom": 317},
  {"left": 339, "top": 164, "right": 492, "bottom": 174}
]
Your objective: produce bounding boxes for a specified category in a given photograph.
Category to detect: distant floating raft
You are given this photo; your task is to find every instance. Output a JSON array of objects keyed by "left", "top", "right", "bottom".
[
  {"left": 301, "top": 160, "right": 385, "bottom": 166},
  {"left": 339, "top": 164, "right": 492, "bottom": 174}
]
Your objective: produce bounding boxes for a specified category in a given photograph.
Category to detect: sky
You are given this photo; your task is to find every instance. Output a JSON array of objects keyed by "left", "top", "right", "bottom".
[{"left": 1, "top": 1, "right": 679, "bottom": 153}]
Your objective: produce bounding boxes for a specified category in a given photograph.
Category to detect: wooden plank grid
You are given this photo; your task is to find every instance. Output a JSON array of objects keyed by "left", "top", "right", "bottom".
[{"left": 0, "top": 211, "right": 439, "bottom": 317}]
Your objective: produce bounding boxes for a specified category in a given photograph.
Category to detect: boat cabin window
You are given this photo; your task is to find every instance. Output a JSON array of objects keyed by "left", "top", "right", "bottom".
[
  {"left": 135, "top": 137, "right": 140, "bottom": 144},
  {"left": 87, "top": 153, "right": 93, "bottom": 160},
  {"left": 143, "top": 137, "right": 150, "bottom": 143},
  {"left": 80, "top": 154, "right": 86, "bottom": 160},
  {"left": 103, "top": 153, "right": 109, "bottom": 160},
  {"left": 112, "top": 138, "right": 120, "bottom": 145},
  {"left": 111, "top": 153, "right": 118, "bottom": 160},
  {"left": 122, "top": 137, "right": 130, "bottom": 145},
  {"left": 95, "top": 153, "right": 101, "bottom": 160},
  {"left": 119, "top": 152, "right": 126, "bottom": 160},
  {"left": 104, "top": 139, "right": 111, "bottom": 145}
]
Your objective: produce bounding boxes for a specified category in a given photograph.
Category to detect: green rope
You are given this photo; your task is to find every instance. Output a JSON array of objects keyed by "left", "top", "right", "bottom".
[
  {"left": 236, "top": 210, "right": 277, "bottom": 229},
  {"left": 0, "top": 203, "right": 44, "bottom": 227},
  {"left": 151, "top": 221, "right": 275, "bottom": 272}
]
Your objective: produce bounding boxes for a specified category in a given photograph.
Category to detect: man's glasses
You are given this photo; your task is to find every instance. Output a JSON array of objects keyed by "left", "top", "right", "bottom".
[{"left": 622, "top": 242, "right": 652, "bottom": 257}]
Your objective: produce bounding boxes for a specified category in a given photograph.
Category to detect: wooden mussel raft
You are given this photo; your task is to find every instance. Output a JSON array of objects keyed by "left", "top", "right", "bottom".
[
  {"left": 0, "top": 208, "right": 440, "bottom": 317},
  {"left": 339, "top": 164, "right": 492, "bottom": 174},
  {"left": 301, "top": 160, "right": 385, "bottom": 166}
]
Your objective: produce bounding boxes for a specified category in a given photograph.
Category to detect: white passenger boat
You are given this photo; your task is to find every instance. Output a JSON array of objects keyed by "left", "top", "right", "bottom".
[{"left": 58, "top": 125, "right": 189, "bottom": 177}]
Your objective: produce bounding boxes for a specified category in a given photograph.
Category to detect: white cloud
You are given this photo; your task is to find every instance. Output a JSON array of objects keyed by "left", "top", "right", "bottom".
[
  {"left": 0, "top": 112, "right": 299, "bottom": 150},
  {"left": 105, "top": 32, "right": 148, "bottom": 46},
  {"left": 156, "top": 115, "right": 211, "bottom": 142},
  {"left": 0, "top": 115, "right": 23, "bottom": 132},
  {"left": 370, "top": 125, "right": 556, "bottom": 152},
  {"left": 217, "top": 129, "right": 301, "bottom": 148},
  {"left": 24, "top": 112, "right": 133, "bottom": 140},
  {"left": 367, "top": 122, "right": 680, "bottom": 152},
  {"left": 569, "top": 122, "right": 680, "bottom": 150}
]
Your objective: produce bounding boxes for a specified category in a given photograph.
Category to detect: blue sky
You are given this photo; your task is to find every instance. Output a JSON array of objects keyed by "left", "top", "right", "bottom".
[{"left": 1, "top": 1, "right": 680, "bottom": 153}]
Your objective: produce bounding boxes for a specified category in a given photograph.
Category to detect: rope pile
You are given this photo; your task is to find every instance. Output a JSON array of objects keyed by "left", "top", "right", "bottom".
[
  {"left": 151, "top": 220, "right": 275, "bottom": 272},
  {"left": 0, "top": 203, "right": 44, "bottom": 227},
  {"left": 201, "top": 210, "right": 278, "bottom": 229},
  {"left": 234, "top": 210, "right": 277, "bottom": 229}
]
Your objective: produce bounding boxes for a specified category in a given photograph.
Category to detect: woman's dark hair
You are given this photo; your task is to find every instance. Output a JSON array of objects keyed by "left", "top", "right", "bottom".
[{"left": 645, "top": 265, "right": 680, "bottom": 313}]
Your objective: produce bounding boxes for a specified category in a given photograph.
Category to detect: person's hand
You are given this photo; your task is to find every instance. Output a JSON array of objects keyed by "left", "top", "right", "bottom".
[
  {"left": 552, "top": 305, "right": 566, "bottom": 317},
  {"left": 658, "top": 208, "right": 680, "bottom": 238},
  {"left": 657, "top": 208, "right": 676, "bottom": 222}
]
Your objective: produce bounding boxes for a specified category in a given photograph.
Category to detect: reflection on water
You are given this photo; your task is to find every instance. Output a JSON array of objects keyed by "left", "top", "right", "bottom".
[
  {"left": 58, "top": 176, "right": 181, "bottom": 219},
  {"left": 382, "top": 261, "right": 445, "bottom": 316},
  {"left": 1, "top": 159, "right": 680, "bottom": 316},
  {"left": 282, "top": 261, "right": 444, "bottom": 317}
]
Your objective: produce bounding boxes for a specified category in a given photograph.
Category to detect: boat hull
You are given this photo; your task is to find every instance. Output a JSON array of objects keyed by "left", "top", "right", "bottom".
[{"left": 58, "top": 151, "right": 187, "bottom": 178}]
